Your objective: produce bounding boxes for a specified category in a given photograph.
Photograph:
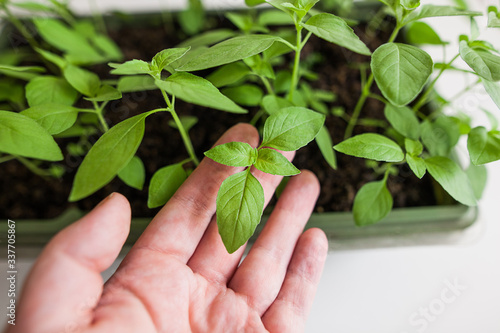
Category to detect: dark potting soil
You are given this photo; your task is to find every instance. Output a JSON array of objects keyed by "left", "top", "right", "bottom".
[{"left": 0, "top": 13, "right": 437, "bottom": 220}]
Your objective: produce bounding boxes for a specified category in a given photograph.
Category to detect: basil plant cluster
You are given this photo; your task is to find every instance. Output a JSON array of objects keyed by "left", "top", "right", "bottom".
[{"left": 0, "top": 0, "right": 499, "bottom": 253}]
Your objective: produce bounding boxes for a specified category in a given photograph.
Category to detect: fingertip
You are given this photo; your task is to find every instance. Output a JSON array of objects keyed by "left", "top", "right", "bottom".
[
  {"left": 48, "top": 192, "right": 131, "bottom": 272},
  {"left": 283, "top": 169, "right": 320, "bottom": 202},
  {"left": 216, "top": 123, "right": 260, "bottom": 148},
  {"left": 297, "top": 169, "right": 320, "bottom": 194},
  {"left": 301, "top": 228, "right": 329, "bottom": 257}
]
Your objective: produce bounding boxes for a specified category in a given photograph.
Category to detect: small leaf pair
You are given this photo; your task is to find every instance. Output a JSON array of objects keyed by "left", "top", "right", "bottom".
[{"left": 204, "top": 107, "right": 325, "bottom": 253}]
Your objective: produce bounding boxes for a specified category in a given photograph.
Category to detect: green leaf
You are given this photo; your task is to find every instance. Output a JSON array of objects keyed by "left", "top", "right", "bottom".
[
  {"left": 226, "top": 12, "right": 256, "bottom": 33},
  {"left": 466, "top": 164, "right": 487, "bottom": 200},
  {"left": 0, "top": 68, "right": 39, "bottom": 81},
  {"left": 406, "top": 154, "right": 426, "bottom": 179},
  {"left": 176, "top": 29, "right": 236, "bottom": 49},
  {"left": 371, "top": 43, "right": 433, "bottom": 106},
  {"left": 206, "top": 62, "right": 251, "bottom": 88},
  {"left": 20, "top": 103, "right": 79, "bottom": 135},
  {"left": 178, "top": 3, "right": 205, "bottom": 36},
  {"left": 245, "top": 0, "right": 266, "bottom": 6},
  {"left": 488, "top": 6, "right": 500, "bottom": 28},
  {"left": 109, "top": 60, "right": 152, "bottom": 76},
  {"left": 467, "top": 126, "right": 500, "bottom": 165},
  {"left": 118, "top": 156, "right": 145, "bottom": 190},
  {"left": 267, "top": 0, "right": 303, "bottom": 17},
  {"left": 222, "top": 84, "right": 264, "bottom": 106},
  {"left": 63, "top": 65, "right": 101, "bottom": 97},
  {"left": 405, "top": 138, "right": 423, "bottom": 156},
  {"left": 334, "top": 133, "right": 404, "bottom": 162},
  {"left": 243, "top": 55, "right": 275, "bottom": 79},
  {"left": 151, "top": 48, "right": 191, "bottom": 73},
  {"left": 254, "top": 148, "right": 300, "bottom": 176},
  {"left": 69, "top": 111, "right": 154, "bottom": 201},
  {"left": 92, "top": 35, "right": 124, "bottom": 61},
  {"left": 148, "top": 163, "right": 188, "bottom": 208},
  {"left": 117, "top": 75, "right": 157, "bottom": 93},
  {"left": 315, "top": 126, "right": 337, "bottom": 169},
  {"left": 0, "top": 81, "right": 23, "bottom": 105},
  {"left": 420, "top": 117, "right": 460, "bottom": 157},
  {"left": 406, "top": 22, "right": 446, "bottom": 45},
  {"left": 401, "top": 0, "right": 420, "bottom": 10},
  {"left": 377, "top": 0, "right": 398, "bottom": 10},
  {"left": 33, "top": 18, "right": 103, "bottom": 62},
  {"left": 261, "top": 95, "right": 294, "bottom": 115},
  {"left": 178, "top": 35, "right": 280, "bottom": 71},
  {"left": 384, "top": 104, "right": 420, "bottom": 140},
  {"left": 258, "top": 10, "right": 295, "bottom": 26},
  {"left": 403, "top": 5, "right": 482, "bottom": 25},
  {"left": 204, "top": 142, "right": 257, "bottom": 167},
  {"left": 0, "top": 110, "right": 63, "bottom": 161},
  {"left": 216, "top": 170, "right": 265, "bottom": 253},
  {"left": 483, "top": 79, "right": 500, "bottom": 109},
  {"left": 262, "top": 106, "right": 325, "bottom": 151},
  {"left": 301, "top": 13, "right": 371, "bottom": 56},
  {"left": 84, "top": 85, "right": 122, "bottom": 102},
  {"left": 425, "top": 156, "right": 477, "bottom": 206},
  {"left": 25, "top": 76, "right": 78, "bottom": 107},
  {"left": 155, "top": 73, "right": 247, "bottom": 114},
  {"left": 353, "top": 180, "right": 393, "bottom": 226},
  {"left": 459, "top": 40, "right": 500, "bottom": 82},
  {"left": 35, "top": 47, "right": 67, "bottom": 69},
  {"left": 0, "top": 64, "right": 45, "bottom": 73}
]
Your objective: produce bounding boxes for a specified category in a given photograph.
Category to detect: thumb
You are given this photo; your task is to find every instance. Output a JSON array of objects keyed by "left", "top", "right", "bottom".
[{"left": 9, "top": 193, "right": 131, "bottom": 333}]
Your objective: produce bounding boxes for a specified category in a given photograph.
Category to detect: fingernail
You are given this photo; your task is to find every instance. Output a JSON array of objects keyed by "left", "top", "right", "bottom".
[{"left": 96, "top": 192, "right": 116, "bottom": 208}]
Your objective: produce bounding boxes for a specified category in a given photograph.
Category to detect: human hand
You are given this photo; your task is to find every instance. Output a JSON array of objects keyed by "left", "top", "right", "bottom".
[{"left": 8, "top": 124, "right": 328, "bottom": 333}]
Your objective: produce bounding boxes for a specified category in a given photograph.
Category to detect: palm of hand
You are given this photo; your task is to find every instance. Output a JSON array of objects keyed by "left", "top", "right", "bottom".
[{"left": 8, "top": 124, "right": 327, "bottom": 333}]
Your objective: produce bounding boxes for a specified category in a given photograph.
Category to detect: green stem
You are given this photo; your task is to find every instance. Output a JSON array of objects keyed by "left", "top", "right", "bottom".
[
  {"left": 161, "top": 89, "right": 200, "bottom": 166},
  {"left": 288, "top": 24, "right": 303, "bottom": 102},
  {"left": 250, "top": 108, "right": 266, "bottom": 126},
  {"left": 260, "top": 76, "right": 274, "bottom": 96},
  {"left": 344, "top": 74, "right": 374, "bottom": 139},
  {"left": 344, "top": 25, "right": 402, "bottom": 139},
  {"left": 93, "top": 101, "right": 109, "bottom": 132},
  {"left": 0, "top": 155, "right": 15, "bottom": 164},
  {"left": 15, "top": 156, "right": 51, "bottom": 177},
  {"left": 383, "top": 166, "right": 391, "bottom": 182},
  {"left": 1, "top": 2, "right": 40, "bottom": 49},
  {"left": 368, "top": 93, "right": 388, "bottom": 104},
  {"left": 413, "top": 53, "right": 460, "bottom": 112}
]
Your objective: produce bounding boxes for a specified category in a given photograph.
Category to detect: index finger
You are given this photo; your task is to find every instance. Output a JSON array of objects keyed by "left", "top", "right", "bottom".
[{"left": 130, "top": 123, "right": 260, "bottom": 263}]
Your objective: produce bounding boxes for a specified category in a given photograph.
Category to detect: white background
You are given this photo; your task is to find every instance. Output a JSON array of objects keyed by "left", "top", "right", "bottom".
[{"left": 1, "top": 0, "right": 500, "bottom": 332}]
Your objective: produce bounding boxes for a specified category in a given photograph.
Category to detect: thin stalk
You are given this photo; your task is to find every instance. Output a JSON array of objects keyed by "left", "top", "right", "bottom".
[
  {"left": 161, "top": 89, "right": 200, "bottom": 166},
  {"left": 383, "top": 164, "right": 392, "bottom": 182},
  {"left": 250, "top": 108, "right": 266, "bottom": 126},
  {"left": 288, "top": 23, "right": 303, "bottom": 102},
  {"left": 15, "top": 156, "right": 51, "bottom": 177},
  {"left": 260, "top": 76, "right": 274, "bottom": 95},
  {"left": 0, "top": 155, "right": 15, "bottom": 164},
  {"left": 1, "top": 2, "right": 40, "bottom": 49},
  {"left": 368, "top": 93, "right": 388, "bottom": 104},
  {"left": 344, "top": 74, "right": 374, "bottom": 139},
  {"left": 413, "top": 53, "right": 460, "bottom": 112},
  {"left": 344, "top": 25, "right": 402, "bottom": 139},
  {"left": 92, "top": 101, "right": 109, "bottom": 132}
]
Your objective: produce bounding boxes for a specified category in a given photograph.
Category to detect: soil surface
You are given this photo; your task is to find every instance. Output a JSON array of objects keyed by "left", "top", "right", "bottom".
[{"left": 0, "top": 12, "right": 437, "bottom": 220}]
